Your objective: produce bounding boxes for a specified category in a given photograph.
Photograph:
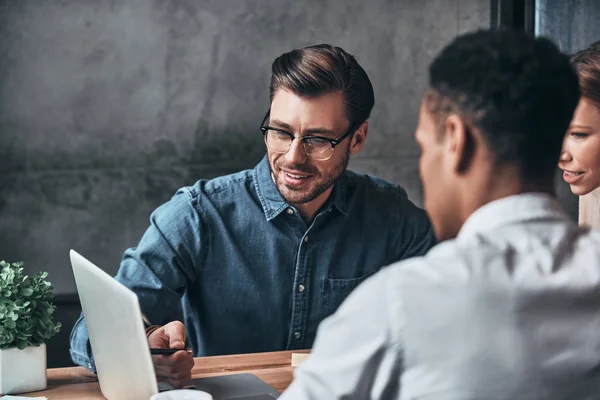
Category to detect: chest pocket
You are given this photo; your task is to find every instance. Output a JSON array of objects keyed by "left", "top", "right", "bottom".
[{"left": 321, "top": 270, "right": 377, "bottom": 320}]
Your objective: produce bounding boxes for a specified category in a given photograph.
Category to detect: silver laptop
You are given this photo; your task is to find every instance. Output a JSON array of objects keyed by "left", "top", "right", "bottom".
[{"left": 69, "top": 249, "right": 280, "bottom": 400}]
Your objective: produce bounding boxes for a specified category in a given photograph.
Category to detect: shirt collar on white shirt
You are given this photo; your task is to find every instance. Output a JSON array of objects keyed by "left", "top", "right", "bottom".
[{"left": 457, "top": 193, "right": 572, "bottom": 240}]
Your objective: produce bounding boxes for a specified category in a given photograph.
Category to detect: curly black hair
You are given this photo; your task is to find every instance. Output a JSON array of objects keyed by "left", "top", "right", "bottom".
[{"left": 427, "top": 29, "right": 580, "bottom": 181}]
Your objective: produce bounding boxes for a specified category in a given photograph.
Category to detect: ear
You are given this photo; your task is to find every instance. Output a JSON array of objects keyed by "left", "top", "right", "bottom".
[
  {"left": 349, "top": 121, "right": 368, "bottom": 155},
  {"left": 443, "top": 114, "right": 474, "bottom": 174}
]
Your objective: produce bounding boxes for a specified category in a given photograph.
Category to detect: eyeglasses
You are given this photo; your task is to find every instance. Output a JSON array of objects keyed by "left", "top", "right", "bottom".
[{"left": 259, "top": 110, "right": 357, "bottom": 161}]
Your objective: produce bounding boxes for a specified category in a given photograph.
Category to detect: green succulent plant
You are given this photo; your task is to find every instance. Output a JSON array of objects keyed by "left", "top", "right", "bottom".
[{"left": 0, "top": 261, "right": 62, "bottom": 350}]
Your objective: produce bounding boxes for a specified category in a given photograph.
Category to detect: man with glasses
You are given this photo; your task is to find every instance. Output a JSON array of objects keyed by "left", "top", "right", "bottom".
[{"left": 70, "top": 44, "right": 435, "bottom": 388}]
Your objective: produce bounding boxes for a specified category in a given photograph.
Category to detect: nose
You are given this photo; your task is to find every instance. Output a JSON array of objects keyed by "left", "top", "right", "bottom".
[
  {"left": 559, "top": 149, "right": 572, "bottom": 163},
  {"left": 285, "top": 137, "right": 308, "bottom": 164},
  {"left": 559, "top": 137, "right": 573, "bottom": 163}
]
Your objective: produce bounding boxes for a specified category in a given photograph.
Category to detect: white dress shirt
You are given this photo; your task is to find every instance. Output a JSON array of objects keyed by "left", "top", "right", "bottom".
[{"left": 281, "top": 193, "right": 600, "bottom": 399}]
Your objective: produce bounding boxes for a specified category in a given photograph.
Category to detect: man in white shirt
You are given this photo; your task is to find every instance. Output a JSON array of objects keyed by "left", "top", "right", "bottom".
[{"left": 280, "top": 29, "right": 600, "bottom": 399}]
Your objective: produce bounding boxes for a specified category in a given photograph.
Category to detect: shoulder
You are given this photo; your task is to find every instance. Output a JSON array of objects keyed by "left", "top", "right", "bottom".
[
  {"left": 150, "top": 168, "right": 255, "bottom": 224},
  {"left": 179, "top": 168, "right": 255, "bottom": 199},
  {"left": 343, "top": 170, "right": 408, "bottom": 198},
  {"left": 342, "top": 170, "right": 418, "bottom": 214},
  {"left": 343, "top": 170, "right": 430, "bottom": 225},
  {"left": 385, "top": 240, "right": 468, "bottom": 287}
]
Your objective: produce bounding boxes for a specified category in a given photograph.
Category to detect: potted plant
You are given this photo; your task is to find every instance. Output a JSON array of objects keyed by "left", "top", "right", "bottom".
[{"left": 0, "top": 260, "right": 62, "bottom": 395}]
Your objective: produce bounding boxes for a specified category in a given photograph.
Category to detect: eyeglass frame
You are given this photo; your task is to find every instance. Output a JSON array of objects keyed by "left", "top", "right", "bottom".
[{"left": 259, "top": 109, "right": 359, "bottom": 161}]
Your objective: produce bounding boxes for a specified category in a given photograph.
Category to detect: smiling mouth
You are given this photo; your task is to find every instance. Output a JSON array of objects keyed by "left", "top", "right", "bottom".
[
  {"left": 562, "top": 169, "right": 584, "bottom": 184},
  {"left": 563, "top": 170, "right": 583, "bottom": 177},
  {"left": 280, "top": 170, "right": 315, "bottom": 187},
  {"left": 285, "top": 172, "right": 310, "bottom": 179},
  {"left": 281, "top": 167, "right": 314, "bottom": 178}
]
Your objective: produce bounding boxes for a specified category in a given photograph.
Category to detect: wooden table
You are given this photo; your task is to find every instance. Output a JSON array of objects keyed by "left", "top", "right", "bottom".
[{"left": 12, "top": 350, "right": 309, "bottom": 399}]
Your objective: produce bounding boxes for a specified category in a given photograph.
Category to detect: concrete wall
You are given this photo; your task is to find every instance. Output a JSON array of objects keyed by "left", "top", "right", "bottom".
[
  {"left": 536, "top": 0, "right": 600, "bottom": 221},
  {"left": 0, "top": 0, "right": 490, "bottom": 295}
]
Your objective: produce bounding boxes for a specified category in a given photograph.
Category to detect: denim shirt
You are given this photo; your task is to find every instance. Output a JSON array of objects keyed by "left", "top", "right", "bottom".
[{"left": 70, "top": 156, "right": 435, "bottom": 371}]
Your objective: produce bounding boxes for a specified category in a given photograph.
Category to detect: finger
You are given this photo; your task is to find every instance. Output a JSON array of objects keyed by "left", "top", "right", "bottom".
[
  {"left": 155, "top": 367, "right": 190, "bottom": 381},
  {"left": 154, "top": 362, "right": 185, "bottom": 379},
  {"left": 155, "top": 371, "right": 171, "bottom": 380},
  {"left": 171, "top": 350, "right": 194, "bottom": 367},
  {"left": 156, "top": 364, "right": 181, "bottom": 376},
  {"left": 155, "top": 370, "right": 172, "bottom": 380},
  {"left": 154, "top": 358, "right": 194, "bottom": 379},
  {"left": 169, "top": 380, "right": 187, "bottom": 389},
  {"left": 152, "top": 350, "right": 193, "bottom": 366},
  {"left": 165, "top": 321, "right": 186, "bottom": 348},
  {"left": 166, "top": 370, "right": 191, "bottom": 381},
  {"left": 147, "top": 329, "right": 169, "bottom": 348},
  {"left": 152, "top": 354, "right": 175, "bottom": 366},
  {"left": 170, "top": 340, "right": 185, "bottom": 349},
  {"left": 184, "top": 355, "right": 194, "bottom": 371},
  {"left": 169, "top": 373, "right": 192, "bottom": 389}
]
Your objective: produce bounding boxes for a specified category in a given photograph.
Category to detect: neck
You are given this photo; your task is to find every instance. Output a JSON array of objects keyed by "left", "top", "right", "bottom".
[
  {"left": 294, "top": 186, "right": 334, "bottom": 223},
  {"left": 458, "top": 165, "right": 554, "bottom": 226}
]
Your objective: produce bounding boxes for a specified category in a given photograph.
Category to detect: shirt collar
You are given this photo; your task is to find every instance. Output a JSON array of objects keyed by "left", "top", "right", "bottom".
[
  {"left": 253, "top": 155, "right": 348, "bottom": 221},
  {"left": 331, "top": 176, "right": 348, "bottom": 216},
  {"left": 457, "top": 193, "right": 572, "bottom": 240}
]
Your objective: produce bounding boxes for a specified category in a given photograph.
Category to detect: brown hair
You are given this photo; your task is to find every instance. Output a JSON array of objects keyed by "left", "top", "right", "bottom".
[
  {"left": 269, "top": 44, "right": 374, "bottom": 127},
  {"left": 571, "top": 40, "right": 600, "bottom": 109}
]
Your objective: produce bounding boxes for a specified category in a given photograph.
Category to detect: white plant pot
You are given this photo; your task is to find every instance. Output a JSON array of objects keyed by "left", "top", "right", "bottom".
[{"left": 0, "top": 343, "right": 47, "bottom": 395}]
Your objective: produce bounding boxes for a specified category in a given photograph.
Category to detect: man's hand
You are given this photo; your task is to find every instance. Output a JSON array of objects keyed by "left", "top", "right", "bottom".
[{"left": 147, "top": 321, "right": 194, "bottom": 388}]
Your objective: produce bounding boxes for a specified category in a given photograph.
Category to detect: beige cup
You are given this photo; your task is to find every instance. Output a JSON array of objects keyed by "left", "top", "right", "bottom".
[{"left": 150, "top": 389, "right": 213, "bottom": 400}]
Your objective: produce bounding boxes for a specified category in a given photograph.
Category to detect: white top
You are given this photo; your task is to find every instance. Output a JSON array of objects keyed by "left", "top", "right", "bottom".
[
  {"left": 579, "top": 187, "right": 600, "bottom": 228},
  {"left": 282, "top": 193, "right": 600, "bottom": 400}
]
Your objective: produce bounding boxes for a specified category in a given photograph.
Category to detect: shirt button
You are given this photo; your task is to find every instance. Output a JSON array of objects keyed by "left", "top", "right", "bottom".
[
  {"left": 303, "top": 236, "right": 309, "bottom": 243},
  {"left": 286, "top": 208, "right": 294, "bottom": 215},
  {"left": 294, "top": 332, "right": 301, "bottom": 339},
  {"left": 298, "top": 284, "right": 305, "bottom": 293}
]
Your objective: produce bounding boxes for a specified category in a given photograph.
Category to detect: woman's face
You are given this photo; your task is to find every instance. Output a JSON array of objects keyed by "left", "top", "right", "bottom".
[{"left": 559, "top": 97, "right": 600, "bottom": 195}]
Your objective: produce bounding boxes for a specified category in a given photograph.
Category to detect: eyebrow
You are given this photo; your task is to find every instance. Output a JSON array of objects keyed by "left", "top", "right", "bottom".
[
  {"left": 570, "top": 124, "right": 594, "bottom": 130},
  {"left": 270, "top": 119, "right": 338, "bottom": 137}
]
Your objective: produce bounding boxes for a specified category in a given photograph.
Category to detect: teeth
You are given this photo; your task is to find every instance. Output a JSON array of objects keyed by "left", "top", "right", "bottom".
[
  {"left": 565, "top": 171, "right": 583, "bottom": 176},
  {"left": 286, "top": 173, "right": 308, "bottom": 179}
]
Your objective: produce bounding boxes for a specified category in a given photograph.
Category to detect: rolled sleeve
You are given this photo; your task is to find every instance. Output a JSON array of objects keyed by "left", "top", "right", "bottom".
[
  {"left": 69, "top": 189, "right": 204, "bottom": 369},
  {"left": 69, "top": 313, "right": 97, "bottom": 372}
]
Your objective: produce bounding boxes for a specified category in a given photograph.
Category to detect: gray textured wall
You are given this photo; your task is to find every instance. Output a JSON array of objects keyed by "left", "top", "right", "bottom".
[
  {"left": 0, "top": 0, "right": 490, "bottom": 295},
  {"left": 536, "top": 0, "right": 600, "bottom": 221}
]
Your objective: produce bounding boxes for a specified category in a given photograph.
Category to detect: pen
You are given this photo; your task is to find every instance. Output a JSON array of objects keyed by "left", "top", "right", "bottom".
[
  {"left": 141, "top": 312, "right": 192, "bottom": 355},
  {"left": 141, "top": 311, "right": 152, "bottom": 327},
  {"left": 150, "top": 348, "right": 193, "bottom": 355},
  {"left": 141, "top": 311, "right": 192, "bottom": 355}
]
